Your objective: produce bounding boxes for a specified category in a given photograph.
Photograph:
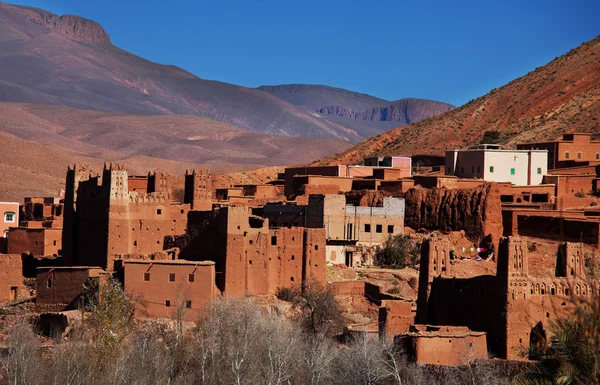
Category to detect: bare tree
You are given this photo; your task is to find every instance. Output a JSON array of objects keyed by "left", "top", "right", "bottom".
[{"left": 0, "top": 317, "right": 44, "bottom": 385}]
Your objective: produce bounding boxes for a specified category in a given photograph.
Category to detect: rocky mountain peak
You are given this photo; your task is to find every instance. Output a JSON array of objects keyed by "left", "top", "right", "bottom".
[{"left": 1, "top": 2, "right": 110, "bottom": 43}]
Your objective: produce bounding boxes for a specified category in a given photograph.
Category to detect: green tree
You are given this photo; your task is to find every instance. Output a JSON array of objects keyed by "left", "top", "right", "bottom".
[{"left": 374, "top": 235, "right": 417, "bottom": 268}]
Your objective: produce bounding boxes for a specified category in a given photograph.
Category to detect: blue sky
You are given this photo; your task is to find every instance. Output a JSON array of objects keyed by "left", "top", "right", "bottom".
[{"left": 9, "top": 0, "right": 600, "bottom": 106}]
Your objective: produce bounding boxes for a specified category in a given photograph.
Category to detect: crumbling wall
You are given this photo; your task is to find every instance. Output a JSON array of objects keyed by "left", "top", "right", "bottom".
[
  {"left": 378, "top": 299, "right": 416, "bottom": 341},
  {"left": 404, "top": 183, "right": 502, "bottom": 247}
]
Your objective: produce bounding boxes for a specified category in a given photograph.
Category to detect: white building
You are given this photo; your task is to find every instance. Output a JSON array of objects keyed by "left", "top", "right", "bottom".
[{"left": 445, "top": 144, "right": 548, "bottom": 185}]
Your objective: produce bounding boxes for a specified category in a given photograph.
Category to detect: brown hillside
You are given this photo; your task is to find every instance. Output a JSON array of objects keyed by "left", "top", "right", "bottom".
[
  {"left": 318, "top": 36, "right": 600, "bottom": 165},
  {"left": 0, "top": 102, "right": 351, "bottom": 201}
]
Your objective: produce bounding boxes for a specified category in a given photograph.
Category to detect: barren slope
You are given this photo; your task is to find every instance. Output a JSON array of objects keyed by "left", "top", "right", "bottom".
[
  {"left": 0, "top": 102, "right": 351, "bottom": 201},
  {"left": 318, "top": 36, "right": 600, "bottom": 165}
]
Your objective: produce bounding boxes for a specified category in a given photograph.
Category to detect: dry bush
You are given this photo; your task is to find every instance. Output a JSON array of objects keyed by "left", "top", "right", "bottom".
[
  {"left": 291, "top": 279, "right": 344, "bottom": 337},
  {"left": 0, "top": 317, "right": 44, "bottom": 385}
]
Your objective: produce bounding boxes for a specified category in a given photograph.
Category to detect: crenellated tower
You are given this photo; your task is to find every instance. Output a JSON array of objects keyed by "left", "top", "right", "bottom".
[{"left": 185, "top": 169, "right": 212, "bottom": 211}]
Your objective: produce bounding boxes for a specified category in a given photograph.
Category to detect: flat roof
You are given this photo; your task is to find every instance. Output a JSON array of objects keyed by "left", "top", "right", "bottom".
[
  {"left": 37, "top": 266, "right": 104, "bottom": 270},
  {"left": 447, "top": 148, "right": 548, "bottom": 153},
  {"left": 123, "top": 259, "right": 215, "bottom": 266}
]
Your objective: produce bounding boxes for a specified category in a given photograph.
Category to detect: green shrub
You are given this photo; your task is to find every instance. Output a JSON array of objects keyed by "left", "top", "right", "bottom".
[
  {"left": 374, "top": 234, "right": 417, "bottom": 268},
  {"left": 275, "top": 286, "right": 297, "bottom": 301},
  {"left": 480, "top": 130, "right": 502, "bottom": 144}
]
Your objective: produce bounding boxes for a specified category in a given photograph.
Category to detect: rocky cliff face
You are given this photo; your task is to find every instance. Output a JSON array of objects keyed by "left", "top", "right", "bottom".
[
  {"left": 403, "top": 183, "right": 503, "bottom": 248},
  {"left": 318, "top": 98, "right": 455, "bottom": 124},
  {"left": 0, "top": 2, "right": 110, "bottom": 43}
]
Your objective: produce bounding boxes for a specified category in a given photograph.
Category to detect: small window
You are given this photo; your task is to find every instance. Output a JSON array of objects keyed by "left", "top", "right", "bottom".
[
  {"left": 271, "top": 236, "right": 277, "bottom": 246},
  {"left": 133, "top": 240, "right": 137, "bottom": 246},
  {"left": 510, "top": 168, "right": 515, "bottom": 175},
  {"left": 577, "top": 152, "right": 582, "bottom": 159},
  {"left": 489, "top": 166, "right": 494, "bottom": 173},
  {"left": 596, "top": 153, "right": 599, "bottom": 160},
  {"left": 4, "top": 212, "right": 15, "bottom": 223},
  {"left": 387, "top": 225, "right": 394, "bottom": 234},
  {"left": 364, "top": 224, "right": 371, "bottom": 233},
  {"left": 165, "top": 300, "right": 171, "bottom": 307},
  {"left": 47, "top": 279, "right": 53, "bottom": 289},
  {"left": 144, "top": 272, "right": 150, "bottom": 281},
  {"left": 471, "top": 167, "right": 475, "bottom": 173},
  {"left": 460, "top": 167, "right": 464, "bottom": 174},
  {"left": 565, "top": 151, "right": 570, "bottom": 159},
  {"left": 537, "top": 167, "right": 542, "bottom": 174},
  {"left": 169, "top": 273, "right": 175, "bottom": 282},
  {"left": 188, "top": 274, "right": 194, "bottom": 283},
  {"left": 185, "top": 300, "right": 192, "bottom": 308},
  {"left": 376, "top": 224, "right": 382, "bottom": 233},
  {"left": 477, "top": 166, "right": 480, "bottom": 173},
  {"left": 314, "top": 245, "right": 318, "bottom": 251},
  {"left": 157, "top": 209, "right": 162, "bottom": 215},
  {"left": 53, "top": 240, "right": 57, "bottom": 246}
]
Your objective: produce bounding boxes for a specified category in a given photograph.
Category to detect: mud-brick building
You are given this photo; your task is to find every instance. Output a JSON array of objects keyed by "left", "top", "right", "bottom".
[
  {"left": 397, "top": 325, "right": 488, "bottom": 366},
  {"left": 0, "top": 201, "right": 19, "bottom": 253},
  {"left": 165, "top": 205, "right": 326, "bottom": 297},
  {"left": 416, "top": 234, "right": 592, "bottom": 360},
  {"left": 0, "top": 254, "right": 26, "bottom": 302},
  {"left": 36, "top": 266, "right": 106, "bottom": 310},
  {"left": 517, "top": 133, "right": 600, "bottom": 169},
  {"left": 445, "top": 144, "right": 548, "bottom": 185},
  {"left": 261, "top": 194, "right": 404, "bottom": 266},
  {"left": 61, "top": 164, "right": 212, "bottom": 269},
  {"left": 5, "top": 196, "right": 64, "bottom": 257},
  {"left": 123, "top": 260, "right": 216, "bottom": 320}
]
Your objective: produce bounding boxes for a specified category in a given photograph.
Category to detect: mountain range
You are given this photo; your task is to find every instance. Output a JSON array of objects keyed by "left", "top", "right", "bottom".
[{"left": 0, "top": 1, "right": 455, "bottom": 200}]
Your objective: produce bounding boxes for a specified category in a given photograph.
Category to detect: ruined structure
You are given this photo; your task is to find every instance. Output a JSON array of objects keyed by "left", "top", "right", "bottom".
[
  {"left": 61, "top": 164, "right": 211, "bottom": 268},
  {"left": 165, "top": 206, "right": 325, "bottom": 296},
  {"left": 397, "top": 325, "right": 488, "bottom": 366},
  {"left": 416, "top": 234, "right": 591, "bottom": 359}
]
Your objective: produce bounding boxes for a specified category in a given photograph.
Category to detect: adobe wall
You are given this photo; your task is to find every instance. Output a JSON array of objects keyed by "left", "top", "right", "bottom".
[
  {"left": 404, "top": 183, "right": 503, "bottom": 249},
  {"left": 501, "top": 239, "right": 590, "bottom": 359},
  {"left": 62, "top": 164, "right": 211, "bottom": 270},
  {"left": 7, "top": 227, "right": 62, "bottom": 256},
  {"left": 36, "top": 268, "right": 102, "bottom": 308},
  {"left": 509, "top": 213, "right": 599, "bottom": 246},
  {"left": 123, "top": 261, "right": 216, "bottom": 321},
  {"left": 284, "top": 166, "right": 345, "bottom": 198},
  {"left": 378, "top": 179, "right": 414, "bottom": 194},
  {"left": 0, "top": 254, "right": 25, "bottom": 302},
  {"left": 329, "top": 281, "right": 365, "bottom": 296},
  {"left": 543, "top": 174, "right": 597, "bottom": 209},
  {"left": 303, "top": 228, "right": 326, "bottom": 284},
  {"left": 184, "top": 169, "right": 212, "bottom": 210},
  {"left": 293, "top": 176, "right": 353, "bottom": 199},
  {"left": 403, "top": 327, "right": 488, "bottom": 366},
  {"left": 165, "top": 206, "right": 326, "bottom": 296},
  {"left": 378, "top": 299, "right": 416, "bottom": 341}
]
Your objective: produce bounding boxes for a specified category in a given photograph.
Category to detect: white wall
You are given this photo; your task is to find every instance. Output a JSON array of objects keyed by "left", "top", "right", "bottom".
[{"left": 483, "top": 151, "right": 530, "bottom": 185}]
